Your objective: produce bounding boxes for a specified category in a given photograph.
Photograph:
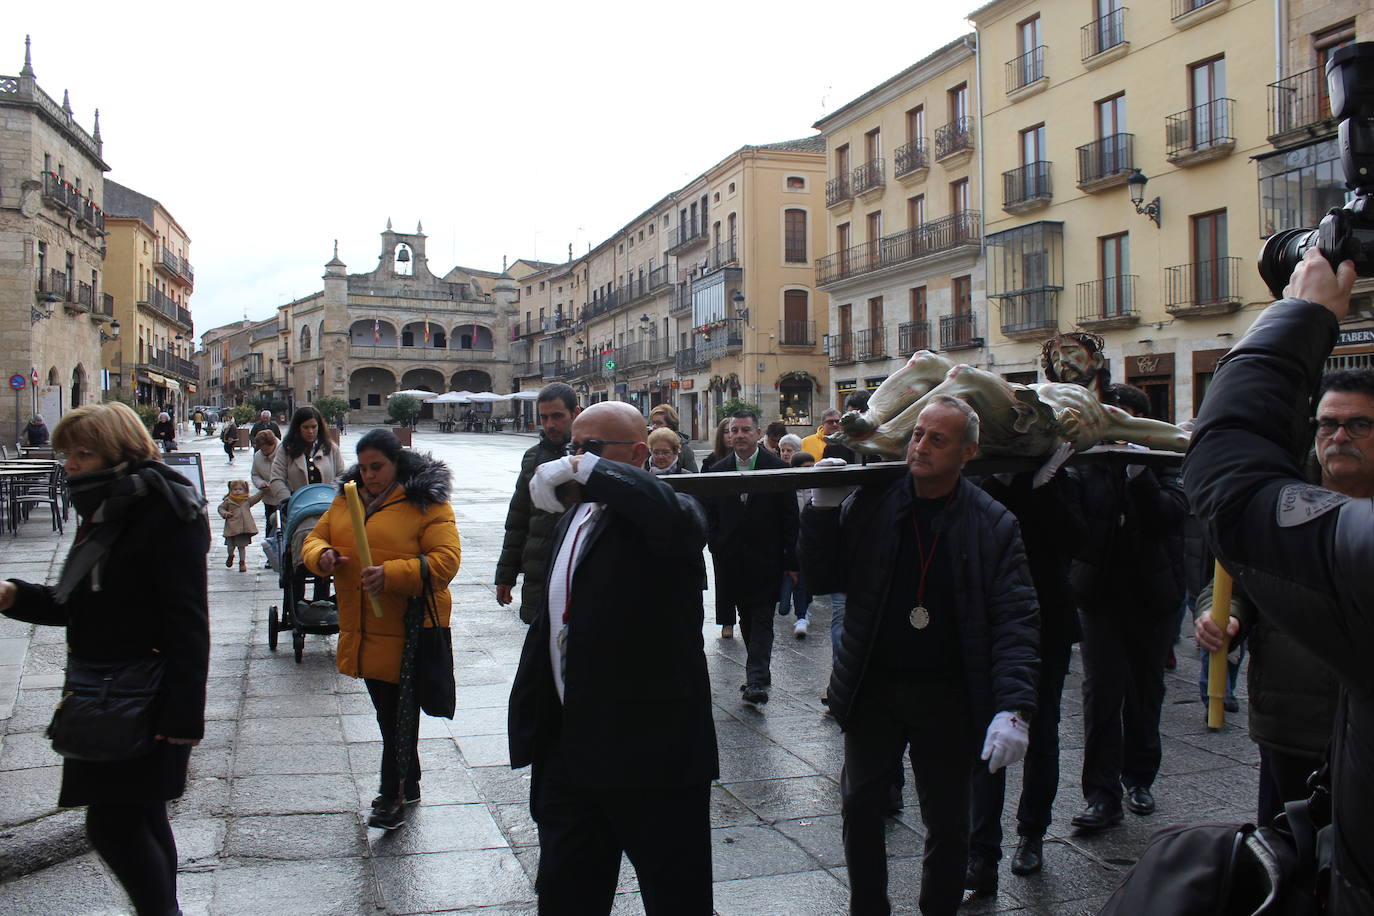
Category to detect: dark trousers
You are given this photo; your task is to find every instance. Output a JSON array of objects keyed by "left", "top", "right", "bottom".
[
  {"left": 1079, "top": 609, "right": 1177, "bottom": 807},
  {"left": 223, "top": 440, "right": 235, "bottom": 461},
  {"left": 970, "top": 634, "right": 1072, "bottom": 860},
  {"left": 263, "top": 502, "right": 279, "bottom": 539},
  {"left": 87, "top": 800, "right": 179, "bottom": 915},
  {"left": 364, "top": 678, "right": 420, "bottom": 799},
  {"left": 1258, "top": 744, "right": 1322, "bottom": 826},
  {"left": 779, "top": 573, "right": 809, "bottom": 619},
  {"left": 842, "top": 679, "right": 978, "bottom": 916},
  {"left": 734, "top": 601, "right": 775, "bottom": 687},
  {"left": 291, "top": 567, "right": 330, "bottom": 608},
  {"left": 531, "top": 747, "right": 712, "bottom": 914}
]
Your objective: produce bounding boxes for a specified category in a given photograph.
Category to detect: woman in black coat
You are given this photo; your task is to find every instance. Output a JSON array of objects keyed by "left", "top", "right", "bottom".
[
  {"left": 0, "top": 402, "right": 209, "bottom": 916},
  {"left": 151, "top": 412, "right": 176, "bottom": 453}
]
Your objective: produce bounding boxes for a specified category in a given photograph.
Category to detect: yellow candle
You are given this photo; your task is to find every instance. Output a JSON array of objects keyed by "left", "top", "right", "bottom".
[
  {"left": 1206, "top": 560, "right": 1233, "bottom": 729},
  {"left": 344, "top": 481, "right": 384, "bottom": 618}
]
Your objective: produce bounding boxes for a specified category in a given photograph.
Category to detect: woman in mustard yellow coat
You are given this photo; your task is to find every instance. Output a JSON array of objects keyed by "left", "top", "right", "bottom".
[{"left": 303, "top": 428, "right": 460, "bottom": 830}]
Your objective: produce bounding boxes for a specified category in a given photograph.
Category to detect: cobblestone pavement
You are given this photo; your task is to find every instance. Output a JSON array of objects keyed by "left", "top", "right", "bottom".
[{"left": 0, "top": 427, "right": 1260, "bottom": 915}]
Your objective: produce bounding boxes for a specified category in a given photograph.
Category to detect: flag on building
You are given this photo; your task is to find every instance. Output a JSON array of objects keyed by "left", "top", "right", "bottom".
[
  {"left": 423, "top": 315, "right": 430, "bottom": 345},
  {"left": 373, "top": 318, "right": 380, "bottom": 344}
]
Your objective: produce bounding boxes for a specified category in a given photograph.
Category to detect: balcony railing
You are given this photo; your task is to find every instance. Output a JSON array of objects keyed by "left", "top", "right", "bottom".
[
  {"left": 1006, "top": 46, "right": 1046, "bottom": 93},
  {"left": 677, "top": 318, "right": 744, "bottom": 372},
  {"left": 146, "top": 285, "right": 192, "bottom": 327},
  {"left": 1002, "top": 161, "right": 1053, "bottom": 209},
  {"left": 670, "top": 283, "right": 693, "bottom": 314},
  {"left": 940, "top": 313, "right": 979, "bottom": 350},
  {"left": 1165, "top": 99, "right": 1235, "bottom": 161},
  {"left": 39, "top": 173, "right": 105, "bottom": 235},
  {"left": 1081, "top": 8, "right": 1127, "bottom": 60},
  {"left": 997, "top": 290, "right": 1059, "bottom": 338},
  {"left": 667, "top": 222, "right": 709, "bottom": 253},
  {"left": 778, "top": 320, "right": 816, "bottom": 347},
  {"left": 583, "top": 289, "right": 622, "bottom": 322},
  {"left": 38, "top": 269, "right": 68, "bottom": 301},
  {"left": 827, "top": 331, "right": 854, "bottom": 366},
  {"left": 100, "top": 293, "right": 114, "bottom": 317},
  {"left": 156, "top": 246, "right": 195, "bottom": 287},
  {"left": 1076, "top": 275, "right": 1139, "bottom": 326},
  {"left": 816, "top": 210, "right": 981, "bottom": 286},
  {"left": 898, "top": 320, "right": 930, "bottom": 353},
  {"left": 704, "top": 236, "right": 738, "bottom": 272},
  {"left": 177, "top": 305, "right": 193, "bottom": 327},
  {"left": 144, "top": 349, "right": 200, "bottom": 380},
  {"left": 1076, "top": 133, "right": 1134, "bottom": 186},
  {"left": 349, "top": 343, "right": 500, "bottom": 361},
  {"left": 856, "top": 327, "right": 887, "bottom": 361},
  {"left": 826, "top": 173, "right": 852, "bottom": 207},
  {"left": 539, "top": 358, "right": 566, "bottom": 378},
  {"left": 894, "top": 139, "right": 929, "bottom": 177},
  {"left": 1165, "top": 256, "right": 1242, "bottom": 316},
  {"left": 79, "top": 198, "right": 105, "bottom": 234},
  {"left": 1268, "top": 67, "right": 1335, "bottom": 140},
  {"left": 618, "top": 263, "right": 673, "bottom": 306},
  {"left": 935, "top": 116, "right": 975, "bottom": 159},
  {"left": 513, "top": 360, "right": 536, "bottom": 377},
  {"left": 852, "top": 158, "right": 884, "bottom": 196},
  {"left": 76, "top": 280, "right": 94, "bottom": 309}
]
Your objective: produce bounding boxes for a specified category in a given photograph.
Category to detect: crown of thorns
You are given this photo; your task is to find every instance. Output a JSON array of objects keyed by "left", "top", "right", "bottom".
[{"left": 1040, "top": 331, "right": 1105, "bottom": 378}]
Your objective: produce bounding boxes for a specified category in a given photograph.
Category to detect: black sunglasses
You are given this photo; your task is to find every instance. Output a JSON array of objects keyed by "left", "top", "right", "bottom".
[{"left": 570, "top": 438, "right": 636, "bottom": 456}]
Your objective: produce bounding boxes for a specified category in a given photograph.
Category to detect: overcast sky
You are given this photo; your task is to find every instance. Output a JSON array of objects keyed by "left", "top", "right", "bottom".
[{"left": 6, "top": 2, "right": 973, "bottom": 342}]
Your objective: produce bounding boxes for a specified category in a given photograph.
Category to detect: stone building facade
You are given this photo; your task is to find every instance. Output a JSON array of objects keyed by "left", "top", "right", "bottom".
[{"left": 0, "top": 38, "right": 112, "bottom": 435}]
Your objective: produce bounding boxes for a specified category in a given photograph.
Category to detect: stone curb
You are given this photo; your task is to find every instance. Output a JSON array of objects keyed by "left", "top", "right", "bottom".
[{"left": 0, "top": 809, "right": 88, "bottom": 881}]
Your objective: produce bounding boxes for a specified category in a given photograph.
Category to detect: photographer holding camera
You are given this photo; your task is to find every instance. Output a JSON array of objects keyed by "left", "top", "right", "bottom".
[{"left": 1184, "top": 246, "right": 1371, "bottom": 912}]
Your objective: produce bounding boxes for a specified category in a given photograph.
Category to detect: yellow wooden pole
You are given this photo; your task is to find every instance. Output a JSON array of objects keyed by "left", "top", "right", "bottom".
[
  {"left": 1206, "top": 560, "right": 1233, "bottom": 729},
  {"left": 344, "top": 481, "right": 384, "bottom": 618}
]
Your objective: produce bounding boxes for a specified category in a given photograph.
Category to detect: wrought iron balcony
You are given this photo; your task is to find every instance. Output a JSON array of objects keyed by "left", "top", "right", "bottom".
[
  {"left": 146, "top": 285, "right": 192, "bottom": 328},
  {"left": 935, "top": 117, "right": 975, "bottom": 160},
  {"left": 99, "top": 293, "right": 114, "bottom": 317},
  {"left": 939, "top": 313, "right": 980, "bottom": 350},
  {"left": 1165, "top": 99, "right": 1235, "bottom": 164},
  {"left": 350, "top": 343, "right": 501, "bottom": 361},
  {"left": 144, "top": 349, "right": 200, "bottom": 379},
  {"left": 670, "top": 283, "right": 693, "bottom": 314},
  {"left": 618, "top": 264, "right": 673, "bottom": 306},
  {"left": 856, "top": 327, "right": 887, "bottom": 361},
  {"left": 666, "top": 222, "right": 709, "bottom": 254},
  {"left": 584, "top": 289, "right": 622, "bottom": 321},
  {"left": 539, "top": 358, "right": 566, "bottom": 378},
  {"left": 852, "top": 158, "right": 884, "bottom": 196},
  {"left": 1268, "top": 67, "right": 1336, "bottom": 142},
  {"left": 826, "top": 173, "right": 852, "bottom": 208},
  {"left": 1076, "top": 133, "right": 1134, "bottom": 188},
  {"left": 898, "top": 320, "right": 930, "bottom": 353},
  {"left": 1002, "top": 161, "right": 1053, "bottom": 211},
  {"left": 816, "top": 211, "right": 981, "bottom": 286},
  {"left": 513, "top": 360, "right": 536, "bottom": 377},
  {"left": 1076, "top": 276, "right": 1139, "bottom": 328},
  {"left": 1006, "top": 46, "right": 1046, "bottom": 94},
  {"left": 778, "top": 320, "right": 815, "bottom": 347},
  {"left": 996, "top": 290, "right": 1059, "bottom": 339},
  {"left": 704, "top": 236, "right": 738, "bottom": 273},
  {"left": 1165, "top": 256, "right": 1242, "bottom": 317},
  {"left": 156, "top": 246, "right": 195, "bottom": 287},
  {"left": 75, "top": 280, "right": 94, "bottom": 309},
  {"left": 894, "top": 139, "right": 929, "bottom": 177},
  {"left": 1081, "top": 8, "right": 1127, "bottom": 60},
  {"left": 827, "top": 331, "right": 854, "bottom": 366},
  {"left": 37, "top": 269, "right": 67, "bottom": 301}
]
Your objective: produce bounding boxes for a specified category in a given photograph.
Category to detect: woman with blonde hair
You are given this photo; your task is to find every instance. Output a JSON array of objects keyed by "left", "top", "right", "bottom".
[
  {"left": 645, "top": 426, "right": 683, "bottom": 475},
  {"left": 0, "top": 402, "right": 208, "bottom": 915},
  {"left": 648, "top": 404, "right": 698, "bottom": 472}
]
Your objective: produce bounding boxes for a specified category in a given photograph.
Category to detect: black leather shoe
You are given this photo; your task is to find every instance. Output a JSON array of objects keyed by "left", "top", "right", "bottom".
[
  {"left": 1070, "top": 802, "right": 1123, "bottom": 833},
  {"left": 367, "top": 800, "right": 406, "bottom": 831},
  {"left": 741, "top": 684, "right": 769, "bottom": 704},
  {"left": 964, "top": 855, "right": 998, "bottom": 896},
  {"left": 1125, "top": 786, "right": 1156, "bottom": 816},
  {"left": 1010, "top": 836, "right": 1043, "bottom": 875}
]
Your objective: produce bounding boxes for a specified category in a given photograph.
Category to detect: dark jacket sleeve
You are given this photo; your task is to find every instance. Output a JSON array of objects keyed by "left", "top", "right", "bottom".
[
  {"left": 985, "top": 506, "right": 1041, "bottom": 717},
  {"left": 1184, "top": 297, "right": 1374, "bottom": 689},
  {"left": 495, "top": 447, "right": 539, "bottom": 586},
  {"left": 798, "top": 503, "right": 845, "bottom": 596},
  {"left": 583, "top": 459, "right": 707, "bottom": 557},
  {"left": 4, "top": 580, "right": 68, "bottom": 626},
  {"left": 155, "top": 510, "right": 211, "bottom": 740}
]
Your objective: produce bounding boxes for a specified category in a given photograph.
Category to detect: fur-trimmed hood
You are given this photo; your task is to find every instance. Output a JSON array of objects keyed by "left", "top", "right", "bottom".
[{"left": 339, "top": 450, "right": 451, "bottom": 511}]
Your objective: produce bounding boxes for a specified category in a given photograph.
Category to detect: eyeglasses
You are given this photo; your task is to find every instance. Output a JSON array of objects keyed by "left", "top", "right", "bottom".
[
  {"left": 650, "top": 448, "right": 678, "bottom": 458},
  {"left": 570, "top": 438, "right": 636, "bottom": 455},
  {"left": 1315, "top": 416, "right": 1374, "bottom": 440}
]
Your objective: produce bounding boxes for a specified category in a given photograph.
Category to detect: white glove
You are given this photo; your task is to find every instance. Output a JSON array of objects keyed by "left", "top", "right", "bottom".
[
  {"left": 530, "top": 456, "right": 576, "bottom": 513},
  {"left": 981, "top": 710, "right": 1030, "bottom": 773},
  {"left": 809, "top": 457, "right": 853, "bottom": 509}
]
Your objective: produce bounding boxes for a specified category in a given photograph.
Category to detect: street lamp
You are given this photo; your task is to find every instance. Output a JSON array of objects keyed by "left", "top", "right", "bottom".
[
  {"left": 1126, "top": 169, "right": 1161, "bottom": 228},
  {"left": 98, "top": 319, "right": 121, "bottom": 344}
]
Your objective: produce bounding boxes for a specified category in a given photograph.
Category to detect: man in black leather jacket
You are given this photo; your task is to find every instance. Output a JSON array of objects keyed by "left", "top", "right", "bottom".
[{"left": 1185, "top": 248, "right": 1373, "bottom": 914}]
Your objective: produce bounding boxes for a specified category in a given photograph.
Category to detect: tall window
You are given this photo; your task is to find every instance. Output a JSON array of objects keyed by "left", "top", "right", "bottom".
[
  {"left": 864, "top": 127, "right": 882, "bottom": 162},
  {"left": 952, "top": 275, "right": 972, "bottom": 316},
  {"left": 784, "top": 209, "right": 808, "bottom": 263},
  {"left": 1017, "top": 15, "right": 1043, "bottom": 86},
  {"left": 1093, "top": 0, "right": 1124, "bottom": 54},
  {"left": 300, "top": 325, "right": 312, "bottom": 354},
  {"left": 948, "top": 83, "right": 968, "bottom": 122},
  {"left": 1096, "top": 93, "right": 1128, "bottom": 174},
  {"left": 835, "top": 143, "right": 850, "bottom": 177},
  {"left": 1020, "top": 124, "right": 1047, "bottom": 197},
  {"left": 783, "top": 289, "right": 809, "bottom": 326},
  {"left": 866, "top": 210, "right": 883, "bottom": 244},
  {"left": 867, "top": 296, "right": 884, "bottom": 331},
  {"left": 1192, "top": 210, "right": 1229, "bottom": 303},
  {"left": 907, "top": 195, "right": 926, "bottom": 229},
  {"left": 910, "top": 286, "right": 927, "bottom": 322},
  {"left": 906, "top": 106, "right": 925, "bottom": 141},
  {"left": 950, "top": 178, "right": 970, "bottom": 214},
  {"left": 1100, "top": 233, "right": 1130, "bottom": 316},
  {"left": 1190, "top": 56, "right": 1227, "bottom": 147},
  {"left": 1315, "top": 23, "right": 1356, "bottom": 118},
  {"left": 836, "top": 221, "right": 850, "bottom": 252}
]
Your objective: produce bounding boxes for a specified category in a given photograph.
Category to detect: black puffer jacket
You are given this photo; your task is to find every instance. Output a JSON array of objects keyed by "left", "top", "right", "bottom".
[
  {"left": 800, "top": 474, "right": 1040, "bottom": 731},
  {"left": 495, "top": 434, "right": 567, "bottom": 623},
  {"left": 1069, "top": 460, "right": 1186, "bottom": 617},
  {"left": 1185, "top": 297, "right": 1374, "bottom": 914}
]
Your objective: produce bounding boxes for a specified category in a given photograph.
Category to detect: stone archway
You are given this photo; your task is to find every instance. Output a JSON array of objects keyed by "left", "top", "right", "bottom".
[
  {"left": 450, "top": 324, "right": 494, "bottom": 350},
  {"left": 350, "top": 319, "right": 398, "bottom": 347},
  {"left": 70, "top": 365, "right": 86, "bottom": 409},
  {"left": 400, "top": 368, "right": 444, "bottom": 419},
  {"left": 450, "top": 369, "right": 492, "bottom": 392},
  {"left": 348, "top": 366, "right": 396, "bottom": 412}
]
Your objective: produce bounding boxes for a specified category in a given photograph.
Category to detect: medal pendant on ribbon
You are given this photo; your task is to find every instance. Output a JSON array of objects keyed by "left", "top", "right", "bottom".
[{"left": 909, "top": 606, "right": 931, "bottom": 630}]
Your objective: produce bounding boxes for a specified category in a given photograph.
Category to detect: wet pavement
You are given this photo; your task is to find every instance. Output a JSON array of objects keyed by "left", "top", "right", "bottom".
[{"left": 0, "top": 427, "right": 1260, "bottom": 914}]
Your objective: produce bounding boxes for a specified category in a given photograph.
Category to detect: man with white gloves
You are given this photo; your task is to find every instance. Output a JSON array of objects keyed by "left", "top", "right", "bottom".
[{"left": 799, "top": 395, "right": 1041, "bottom": 916}]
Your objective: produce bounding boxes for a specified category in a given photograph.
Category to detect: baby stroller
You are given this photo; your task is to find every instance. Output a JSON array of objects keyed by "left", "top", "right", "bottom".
[{"left": 266, "top": 482, "right": 340, "bottom": 663}]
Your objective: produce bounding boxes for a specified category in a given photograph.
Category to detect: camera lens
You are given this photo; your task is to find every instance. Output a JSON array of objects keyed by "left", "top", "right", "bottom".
[{"left": 1257, "top": 228, "right": 1319, "bottom": 299}]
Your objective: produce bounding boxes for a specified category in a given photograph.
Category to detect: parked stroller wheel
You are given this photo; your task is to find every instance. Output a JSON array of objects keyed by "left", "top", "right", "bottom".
[
  {"left": 268, "top": 606, "right": 280, "bottom": 651},
  {"left": 293, "top": 629, "right": 305, "bottom": 664}
]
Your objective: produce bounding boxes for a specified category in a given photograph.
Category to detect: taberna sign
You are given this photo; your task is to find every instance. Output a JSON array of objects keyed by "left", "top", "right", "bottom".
[{"left": 1337, "top": 327, "right": 1374, "bottom": 347}]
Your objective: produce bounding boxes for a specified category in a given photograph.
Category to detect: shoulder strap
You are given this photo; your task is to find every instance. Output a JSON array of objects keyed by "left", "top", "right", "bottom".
[{"left": 417, "top": 554, "right": 440, "bottom": 626}]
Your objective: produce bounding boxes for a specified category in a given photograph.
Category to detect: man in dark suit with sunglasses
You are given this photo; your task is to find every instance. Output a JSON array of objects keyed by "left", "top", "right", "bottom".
[{"left": 508, "top": 400, "right": 718, "bottom": 914}]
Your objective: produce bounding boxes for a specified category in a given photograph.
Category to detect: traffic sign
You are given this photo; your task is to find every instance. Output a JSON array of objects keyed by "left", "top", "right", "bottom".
[{"left": 9, "top": 374, "right": 25, "bottom": 390}]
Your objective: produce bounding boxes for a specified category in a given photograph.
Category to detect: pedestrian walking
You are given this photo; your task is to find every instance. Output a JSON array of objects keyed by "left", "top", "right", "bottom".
[
  {"left": 217, "top": 480, "right": 261, "bottom": 572},
  {"left": 220, "top": 417, "right": 238, "bottom": 463},
  {"left": 248, "top": 410, "right": 281, "bottom": 450},
  {"left": 191, "top": 408, "right": 204, "bottom": 436},
  {"left": 779, "top": 450, "right": 816, "bottom": 637},
  {"left": 0, "top": 402, "right": 209, "bottom": 916},
  {"left": 21, "top": 414, "right": 49, "bottom": 447},
  {"left": 270, "top": 406, "right": 342, "bottom": 607},
  {"left": 510, "top": 401, "right": 718, "bottom": 912},
  {"left": 304, "top": 429, "right": 461, "bottom": 831},
  {"left": 151, "top": 412, "right": 176, "bottom": 454},
  {"left": 251, "top": 430, "right": 282, "bottom": 541}
]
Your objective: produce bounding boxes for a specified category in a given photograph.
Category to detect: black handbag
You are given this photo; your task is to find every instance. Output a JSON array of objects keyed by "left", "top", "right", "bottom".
[
  {"left": 409, "top": 555, "right": 456, "bottom": 719},
  {"left": 48, "top": 655, "right": 166, "bottom": 761}
]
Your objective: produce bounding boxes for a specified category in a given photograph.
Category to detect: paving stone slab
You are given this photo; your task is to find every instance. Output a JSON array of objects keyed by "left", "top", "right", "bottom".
[
  {"left": 366, "top": 802, "right": 507, "bottom": 856},
  {"left": 210, "top": 857, "right": 375, "bottom": 916},
  {"left": 237, "top": 715, "right": 345, "bottom": 746},
  {"left": 370, "top": 847, "right": 533, "bottom": 913},
  {"left": 230, "top": 773, "right": 360, "bottom": 816},
  {"left": 224, "top": 813, "right": 367, "bottom": 860},
  {"left": 232, "top": 742, "right": 352, "bottom": 777},
  {"left": 728, "top": 774, "right": 841, "bottom": 822},
  {"left": 711, "top": 823, "right": 818, "bottom": 881},
  {"left": 0, "top": 852, "right": 121, "bottom": 916},
  {"left": 712, "top": 867, "right": 852, "bottom": 915},
  {"left": 774, "top": 813, "right": 922, "bottom": 869}
]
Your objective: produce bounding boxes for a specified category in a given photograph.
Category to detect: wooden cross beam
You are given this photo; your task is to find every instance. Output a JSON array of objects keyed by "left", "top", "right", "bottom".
[{"left": 661, "top": 446, "right": 1184, "bottom": 497}]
